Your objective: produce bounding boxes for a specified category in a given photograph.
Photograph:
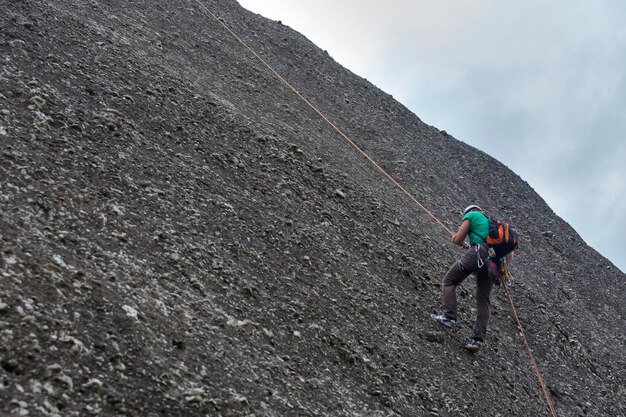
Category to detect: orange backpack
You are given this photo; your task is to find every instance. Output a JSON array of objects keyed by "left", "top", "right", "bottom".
[{"left": 485, "top": 217, "right": 519, "bottom": 258}]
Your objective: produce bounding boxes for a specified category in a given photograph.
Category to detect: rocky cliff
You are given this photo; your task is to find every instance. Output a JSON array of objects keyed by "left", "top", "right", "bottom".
[{"left": 1, "top": 1, "right": 624, "bottom": 416}]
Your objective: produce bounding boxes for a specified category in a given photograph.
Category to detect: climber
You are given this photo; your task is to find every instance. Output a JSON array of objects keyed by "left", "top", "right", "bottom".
[{"left": 431, "top": 204, "right": 513, "bottom": 353}]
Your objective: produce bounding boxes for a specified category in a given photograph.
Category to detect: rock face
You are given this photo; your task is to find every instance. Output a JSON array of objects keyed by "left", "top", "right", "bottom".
[{"left": 0, "top": 1, "right": 624, "bottom": 416}]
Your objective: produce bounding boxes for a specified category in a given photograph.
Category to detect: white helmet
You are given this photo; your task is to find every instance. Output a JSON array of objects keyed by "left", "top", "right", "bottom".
[{"left": 463, "top": 204, "right": 482, "bottom": 216}]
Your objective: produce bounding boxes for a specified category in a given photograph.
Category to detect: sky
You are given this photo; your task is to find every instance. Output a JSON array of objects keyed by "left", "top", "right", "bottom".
[{"left": 237, "top": 0, "right": 626, "bottom": 273}]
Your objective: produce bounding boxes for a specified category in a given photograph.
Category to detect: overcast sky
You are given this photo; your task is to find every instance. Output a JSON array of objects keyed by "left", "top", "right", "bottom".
[{"left": 237, "top": 0, "right": 626, "bottom": 273}]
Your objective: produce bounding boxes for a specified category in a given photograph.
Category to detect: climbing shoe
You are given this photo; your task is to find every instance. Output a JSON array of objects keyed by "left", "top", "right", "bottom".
[
  {"left": 464, "top": 339, "right": 483, "bottom": 353},
  {"left": 430, "top": 313, "right": 457, "bottom": 328}
]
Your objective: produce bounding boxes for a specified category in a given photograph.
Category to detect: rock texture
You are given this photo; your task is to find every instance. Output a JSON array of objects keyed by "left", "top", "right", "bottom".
[{"left": 1, "top": 1, "right": 624, "bottom": 416}]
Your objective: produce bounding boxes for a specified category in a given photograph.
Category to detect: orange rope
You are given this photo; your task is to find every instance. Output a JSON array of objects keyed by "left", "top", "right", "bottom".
[
  {"left": 193, "top": 0, "right": 454, "bottom": 237},
  {"left": 502, "top": 283, "right": 559, "bottom": 417},
  {"left": 192, "top": 2, "right": 557, "bottom": 415}
]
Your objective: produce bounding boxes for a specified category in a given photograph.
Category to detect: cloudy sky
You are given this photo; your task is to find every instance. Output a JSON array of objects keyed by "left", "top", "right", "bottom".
[{"left": 238, "top": 0, "right": 626, "bottom": 273}]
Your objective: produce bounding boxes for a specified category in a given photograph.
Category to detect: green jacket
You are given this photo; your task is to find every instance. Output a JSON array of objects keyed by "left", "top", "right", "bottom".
[{"left": 462, "top": 211, "right": 489, "bottom": 245}]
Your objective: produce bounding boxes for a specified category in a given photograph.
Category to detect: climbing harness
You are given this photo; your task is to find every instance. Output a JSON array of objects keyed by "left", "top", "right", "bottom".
[{"left": 191, "top": 2, "right": 558, "bottom": 416}]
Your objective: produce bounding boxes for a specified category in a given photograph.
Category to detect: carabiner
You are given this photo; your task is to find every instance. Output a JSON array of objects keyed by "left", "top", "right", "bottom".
[{"left": 475, "top": 245, "right": 484, "bottom": 268}]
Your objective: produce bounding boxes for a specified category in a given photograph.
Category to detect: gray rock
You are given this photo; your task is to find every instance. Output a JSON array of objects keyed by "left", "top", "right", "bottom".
[{"left": 0, "top": 2, "right": 622, "bottom": 417}]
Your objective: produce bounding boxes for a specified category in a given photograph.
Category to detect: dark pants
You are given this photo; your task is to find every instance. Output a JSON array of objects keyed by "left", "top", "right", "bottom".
[{"left": 442, "top": 245, "right": 494, "bottom": 341}]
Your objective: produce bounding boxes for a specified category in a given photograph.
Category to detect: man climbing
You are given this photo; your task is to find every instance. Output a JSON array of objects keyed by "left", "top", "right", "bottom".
[{"left": 431, "top": 204, "right": 512, "bottom": 353}]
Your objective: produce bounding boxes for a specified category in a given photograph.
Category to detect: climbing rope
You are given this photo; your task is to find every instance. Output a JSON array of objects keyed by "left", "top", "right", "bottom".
[
  {"left": 192, "top": 0, "right": 454, "bottom": 238},
  {"left": 502, "top": 282, "right": 559, "bottom": 417},
  {"left": 192, "top": 1, "right": 557, "bottom": 415}
]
